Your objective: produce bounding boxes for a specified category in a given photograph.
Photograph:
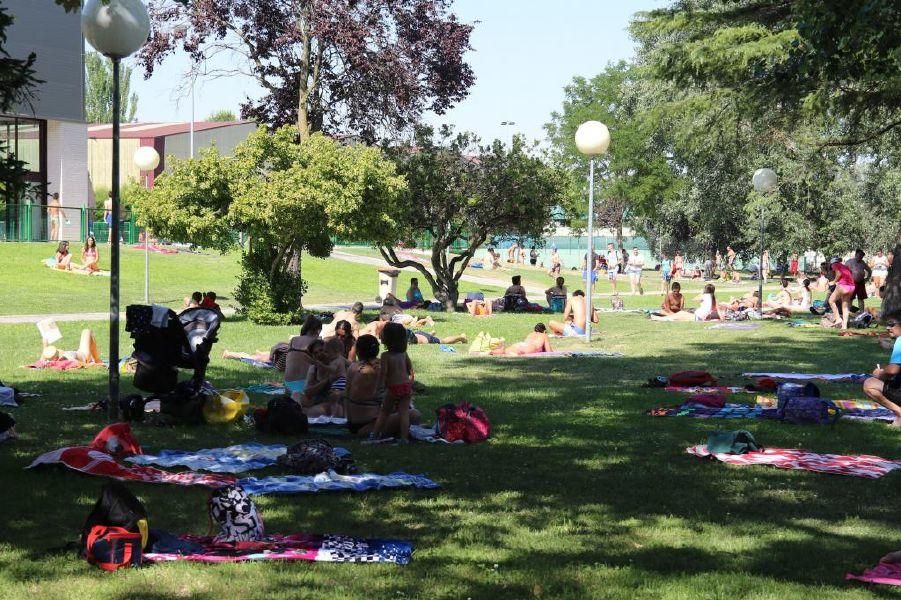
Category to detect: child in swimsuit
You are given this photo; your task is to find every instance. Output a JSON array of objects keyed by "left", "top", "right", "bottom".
[
  {"left": 302, "top": 338, "right": 348, "bottom": 418},
  {"left": 345, "top": 335, "right": 383, "bottom": 436},
  {"left": 371, "top": 322, "right": 414, "bottom": 442}
]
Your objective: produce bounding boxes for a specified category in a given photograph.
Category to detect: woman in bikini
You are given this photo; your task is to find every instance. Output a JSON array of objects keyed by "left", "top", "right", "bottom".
[
  {"left": 283, "top": 315, "right": 322, "bottom": 401},
  {"left": 80, "top": 235, "right": 100, "bottom": 273},
  {"left": 828, "top": 257, "right": 856, "bottom": 330},
  {"left": 54, "top": 241, "right": 73, "bottom": 270}
]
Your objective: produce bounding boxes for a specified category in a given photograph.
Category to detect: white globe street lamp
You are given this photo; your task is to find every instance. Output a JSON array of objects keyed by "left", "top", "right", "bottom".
[
  {"left": 574, "top": 121, "right": 610, "bottom": 343},
  {"left": 82, "top": 0, "right": 151, "bottom": 420},
  {"left": 134, "top": 146, "right": 160, "bottom": 304},
  {"left": 751, "top": 168, "right": 778, "bottom": 308}
]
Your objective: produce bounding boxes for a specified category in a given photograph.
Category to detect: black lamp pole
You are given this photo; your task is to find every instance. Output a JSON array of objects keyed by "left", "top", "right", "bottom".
[{"left": 108, "top": 57, "right": 121, "bottom": 421}]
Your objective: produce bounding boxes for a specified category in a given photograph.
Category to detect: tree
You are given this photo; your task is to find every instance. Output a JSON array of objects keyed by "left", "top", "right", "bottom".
[
  {"left": 85, "top": 51, "right": 138, "bottom": 123},
  {"left": 140, "top": 0, "right": 475, "bottom": 142},
  {"left": 0, "top": 5, "right": 40, "bottom": 204},
  {"left": 377, "top": 126, "right": 566, "bottom": 308},
  {"left": 207, "top": 109, "right": 237, "bottom": 122},
  {"left": 132, "top": 127, "right": 406, "bottom": 323},
  {"left": 545, "top": 62, "right": 679, "bottom": 252}
]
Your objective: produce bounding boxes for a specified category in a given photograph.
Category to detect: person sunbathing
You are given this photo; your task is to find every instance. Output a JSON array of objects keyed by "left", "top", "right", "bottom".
[
  {"left": 284, "top": 315, "right": 323, "bottom": 401},
  {"left": 53, "top": 241, "right": 73, "bottom": 271},
  {"left": 651, "top": 284, "right": 720, "bottom": 321},
  {"left": 490, "top": 323, "right": 553, "bottom": 356},
  {"left": 80, "top": 236, "right": 100, "bottom": 273},
  {"left": 302, "top": 337, "right": 348, "bottom": 418},
  {"left": 764, "top": 279, "right": 794, "bottom": 309},
  {"left": 40, "top": 328, "right": 102, "bottom": 366},
  {"left": 861, "top": 313, "right": 901, "bottom": 426},
  {"left": 466, "top": 298, "right": 493, "bottom": 316},
  {"left": 660, "top": 282, "right": 685, "bottom": 315},
  {"left": 548, "top": 290, "right": 598, "bottom": 336}
]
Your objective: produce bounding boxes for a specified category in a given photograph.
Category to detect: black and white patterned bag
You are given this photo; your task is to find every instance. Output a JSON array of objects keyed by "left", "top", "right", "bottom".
[{"left": 208, "top": 485, "right": 264, "bottom": 542}]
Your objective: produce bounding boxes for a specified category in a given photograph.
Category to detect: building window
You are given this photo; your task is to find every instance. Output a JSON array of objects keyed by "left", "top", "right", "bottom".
[{"left": 0, "top": 115, "right": 47, "bottom": 202}]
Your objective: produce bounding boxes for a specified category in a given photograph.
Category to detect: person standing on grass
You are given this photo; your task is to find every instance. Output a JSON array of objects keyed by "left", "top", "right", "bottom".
[
  {"left": 828, "top": 257, "right": 855, "bottom": 330},
  {"left": 790, "top": 253, "right": 799, "bottom": 278},
  {"left": 672, "top": 251, "right": 684, "bottom": 283},
  {"left": 627, "top": 247, "right": 645, "bottom": 295},
  {"left": 862, "top": 314, "right": 901, "bottom": 427},
  {"left": 872, "top": 250, "right": 889, "bottom": 294},
  {"left": 548, "top": 290, "right": 598, "bottom": 337},
  {"left": 529, "top": 246, "right": 539, "bottom": 266},
  {"left": 726, "top": 246, "right": 739, "bottom": 283},
  {"left": 846, "top": 248, "right": 872, "bottom": 312},
  {"left": 371, "top": 323, "right": 414, "bottom": 443},
  {"left": 548, "top": 246, "right": 562, "bottom": 276},
  {"left": 761, "top": 249, "right": 771, "bottom": 283},
  {"left": 659, "top": 254, "right": 672, "bottom": 294},
  {"left": 605, "top": 243, "right": 619, "bottom": 293}
]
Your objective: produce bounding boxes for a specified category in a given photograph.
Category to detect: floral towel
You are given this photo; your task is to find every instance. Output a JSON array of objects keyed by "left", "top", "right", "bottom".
[
  {"left": 649, "top": 404, "right": 772, "bottom": 419},
  {"left": 846, "top": 559, "right": 901, "bottom": 586},
  {"left": 145, "top": 533, "right": 413, "bottom": 565},
  {"left": 687, "top": 445, "right": 901, "bottom": 479},
  {"left": 237, "top": 470, "right": 439, "bottom": 495}
]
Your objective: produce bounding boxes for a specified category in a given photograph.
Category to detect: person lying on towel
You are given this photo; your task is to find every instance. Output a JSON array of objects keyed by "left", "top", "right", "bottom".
[{"left": 490, "top": 323, "right": 553, "bottom": 356}]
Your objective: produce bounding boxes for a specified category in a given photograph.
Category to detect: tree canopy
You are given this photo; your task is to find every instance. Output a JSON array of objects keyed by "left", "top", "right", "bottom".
[
  {"left": 207, "top": 109, "right": 237, "bottom": 122},
  {"left": 378, "top": 126, "right": 566, "bottom": 306},
  {"left": 85, "top": 51, "right": 138, "bottom": 124},
  {"left": 140, "top": 0, "right": 475, "bottom": 142},
  {"left": 133, "top": 127, "right": 406, "bottom": 323}
]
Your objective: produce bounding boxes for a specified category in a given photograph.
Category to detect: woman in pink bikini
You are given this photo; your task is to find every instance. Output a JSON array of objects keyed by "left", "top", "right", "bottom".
[
  {"left": 828, "top": 256, "right": 855, "bottom": 330},
  {"left": 80, "top": 235, "right": 100, "bottom": 273}
]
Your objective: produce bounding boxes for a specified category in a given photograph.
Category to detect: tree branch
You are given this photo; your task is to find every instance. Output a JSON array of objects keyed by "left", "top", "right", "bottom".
[{"left": 819, "top": 119, "right": 901, "bottom": 148}]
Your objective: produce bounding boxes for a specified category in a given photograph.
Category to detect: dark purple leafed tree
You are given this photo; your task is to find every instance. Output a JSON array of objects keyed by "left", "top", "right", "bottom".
[{"left": 139, "top": 0, "right": 475, "bottom": 142}]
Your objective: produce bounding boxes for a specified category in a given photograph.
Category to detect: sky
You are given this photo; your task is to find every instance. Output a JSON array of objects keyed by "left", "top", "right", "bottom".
[{"left": 124, "top": 0, "right": 664, "bottom": 145}]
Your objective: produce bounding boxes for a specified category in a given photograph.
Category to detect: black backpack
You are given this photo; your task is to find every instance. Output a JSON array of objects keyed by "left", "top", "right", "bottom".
[
  {"left": 158, "top": 381, "right": 207, "bottom": 425},
  {"left": 80, "top": 483, "right": 149, "bottom": 555},
  {"left": 277, "top": 439, "right": 357, "bottom": 475},
  {"left": 254, "top": 396, "right": 308, "bottom": 435}
]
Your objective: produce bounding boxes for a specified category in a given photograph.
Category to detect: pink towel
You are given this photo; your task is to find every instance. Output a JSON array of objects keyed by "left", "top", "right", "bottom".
[
  {"left": 847, "top": 560, "right": 901, "bottom": 586},
  {"left": 687, "top": 445, "right": 901, "bottom": 479}
]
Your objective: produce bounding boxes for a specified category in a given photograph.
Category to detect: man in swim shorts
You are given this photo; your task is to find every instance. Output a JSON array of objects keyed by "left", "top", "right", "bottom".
[{"left": 548, "top": 290, "right": 598, "bottom": 337}]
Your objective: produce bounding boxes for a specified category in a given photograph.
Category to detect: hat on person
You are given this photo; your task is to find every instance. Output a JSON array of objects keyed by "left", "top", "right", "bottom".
[
  {"left": 42, "top": 346, "right": 60, "bottom": 361},
  {"left": 829, "top": 256, "right": 841, "bottom": 264}
]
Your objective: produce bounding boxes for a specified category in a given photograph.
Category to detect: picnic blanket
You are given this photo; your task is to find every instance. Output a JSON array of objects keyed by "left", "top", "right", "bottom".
[
  {"left": 742, "top": 372, "right": 868, "bottom": 383},
  {"left": 476, "top": 350, "right": 623, "bottom": 358},
  {"left": 650, "top": 404, "right": 771, "bottom": 419},
  {"left": 786, "top": 320, "right": 819, "bottom": 328},
  {"left": 23, "top": 359, "right": 104, "bottom": 370},
  {"left": 236, "top": 471, "right": 439, "bottom": 495},
  {"left": 126, "top": 443, "right": 354, "bottom": 474},
  {"left": 846, "top": 557, "right": 901, "bottom": 586},
  {"left": 238, "top": 357, "right": 274, "bottom": 369},
  {"left": 27, "top": 447, "right": 236, "bottom": 488},
  {"left": 706, "top": 323, "right": 761, "bottom": 330},
  {"left": 244, "top": 383, "right": 287, "bottom": 395},
  {"left": 664, "top": 386, "right": 748, "bottom": 394},
  {"left": 687, "top": 445, "right": 901, "bottom": 479},
  {"left": 144, "top": 533, "right": 413, "bottom": 565}
]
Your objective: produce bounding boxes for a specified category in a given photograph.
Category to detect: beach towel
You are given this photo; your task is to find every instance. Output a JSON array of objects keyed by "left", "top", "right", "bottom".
[
  {"left": 27, "top": 447, "right": 236, "bottom": 488},
  {"left": 243, "top": 383, "right": 286, "bottom": 395},
  {"left": 786, "top": 320, "right": 819, "bottom": 328},
  {"left": 236, "top": 471, "right": 439, "bottom": 495},
  {"left": 144, "top": 533, "right": 413, "bottom": 565},
  {"left": 131, "top": 243, "right": 178, "bottom": 254},
  {"left": 238, "top": 357, "right": 274, "bottom": 369},
  {"left": 687, "top": 445, "right": 901, "bottom": 478},
  {"left": 479, "top": 350, "right": 623, "bottom": 359},
  {"left": 649, "top": 404, "right": 771, "bottom": 420},
  {"left": 307, "top": 416, "right": 348, "bottom": 426},
  {"left": 126, "top": 444, "right": 289, "bottom": 474},
  {"left": 23, "top": 359, "right": 99, "bottom": 370},
  {"left": 664, "top": 386, "right": 749, "bottom": 394},
  {"left": 846, "top": 558, "right": 901, "bottom": 586},
  {"left": 706, "top": 323, "right": 761, "bottom": 330},
  {"left": 742, "top": 372, "right": 868, "bottom": 383},
  {"left": 126, "top": 443, "right": 353, "bottom": 474}
]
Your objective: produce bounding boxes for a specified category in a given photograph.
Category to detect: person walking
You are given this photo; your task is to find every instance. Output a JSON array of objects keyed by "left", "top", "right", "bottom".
[{"left": 626, "top": 247, "right": 645, "bottom": 295}]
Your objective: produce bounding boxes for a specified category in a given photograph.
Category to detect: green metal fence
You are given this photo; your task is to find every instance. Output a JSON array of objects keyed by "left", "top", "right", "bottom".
[
  {"left": 0, "top": 203, "right": 140, "bottom": 244},
  {"left": 330, "top": 233, "right": 470, "bottom": 253}
]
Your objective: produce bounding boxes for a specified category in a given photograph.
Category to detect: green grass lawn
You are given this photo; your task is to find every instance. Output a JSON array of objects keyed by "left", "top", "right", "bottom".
[
  {"left": 0, "top": 248, "right": 898, "bottom": 599},
  {"left": 0, "top": 243, "right": 502, "bottom": 315}
]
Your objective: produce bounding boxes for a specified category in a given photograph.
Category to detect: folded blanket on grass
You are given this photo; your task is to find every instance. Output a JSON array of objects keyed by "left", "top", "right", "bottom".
[
  {"left": 144, "top": 533, "right": 413, "bottom": 565},
  {"left": 236, "top": 471, "right": 439, "bottom": 495},
  {"left": 706, "top": 323, "right": 761, "bottom": 330},
  {"left": 687, "top": 445, "right": 901, "bottom": 478},
  {"left": 127, "top": 443, "right": 352, "bottom": 473},
  {"left": 846, "top": 558, "right": 901, "bottom": 586},
  {"left": 27, "top": 447, "right": 236, "bottom": 488},
  {"left": 742, "top": 372, "right": 868, "bottom": 383},
  {"left": 664, "top": 386, "right": 749, "bottom": 394}
]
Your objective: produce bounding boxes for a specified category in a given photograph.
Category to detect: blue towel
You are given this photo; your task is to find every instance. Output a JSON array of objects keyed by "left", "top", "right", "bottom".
[{"left": 237, "top": 471, "right": 440, "bottom": 495}]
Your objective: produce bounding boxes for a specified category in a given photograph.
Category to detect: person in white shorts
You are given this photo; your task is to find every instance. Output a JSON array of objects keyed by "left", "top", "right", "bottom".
[{"left": 626, "top": 247, "right": 645, "bottom": 295}]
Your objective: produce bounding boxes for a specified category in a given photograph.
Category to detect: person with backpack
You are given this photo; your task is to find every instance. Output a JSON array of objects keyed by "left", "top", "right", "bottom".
[{"left": 862, "top": 313, "right": 901, "bottom": 427}]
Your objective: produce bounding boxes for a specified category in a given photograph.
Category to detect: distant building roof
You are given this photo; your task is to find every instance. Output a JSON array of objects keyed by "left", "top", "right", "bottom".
[{"left": 87, "top": 121, "right": 255, "bottom": 139}]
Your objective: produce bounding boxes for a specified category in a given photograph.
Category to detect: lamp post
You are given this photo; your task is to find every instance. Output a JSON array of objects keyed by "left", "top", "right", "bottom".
[
  {"left": 82, "top": 0, "right": 151, "bottom": 420},
  {"left": 500, "top": 121, "right": 516, "bottom": 147},
  {"left": 134, "top": 146, "right": 160, "bottom": 304},
  {"left": 752, "top": 167, "right": 778, "bottom": 309},
  {"left": 574, "top": 121, "right": 611, "bottom": 343}
]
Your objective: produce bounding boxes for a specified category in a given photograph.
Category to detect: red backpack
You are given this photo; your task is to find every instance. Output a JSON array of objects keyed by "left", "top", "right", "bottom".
[
  {"left": 436, "top": 402, "right": 490, "bottom": 443},
  {"left": 86, "top": 526, "right": 143, "bottom": 570},
  {"left": 668, "top": 371, "right": 717, "bottom": 387}
]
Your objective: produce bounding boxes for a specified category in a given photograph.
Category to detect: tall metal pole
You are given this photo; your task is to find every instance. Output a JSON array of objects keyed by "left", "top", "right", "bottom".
[
  {"left": 585, "top": 158, "right": 595, "bottom": 343},
  {"left": 758, "top": 205, "right": 764, "bottom": 308},
  {"left": 189, "top": 74, "right": 195, "bottom": 158},
  {"left": 144, "top": 175, "right": 149, "bottom": 304},
  {"left": 108, "top": 58, "right": 122, "bottom": 421}
]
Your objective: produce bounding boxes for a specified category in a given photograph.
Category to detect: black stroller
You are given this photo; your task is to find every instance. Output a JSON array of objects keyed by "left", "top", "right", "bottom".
[{"left": 125, "top": 305, "right": 222, "bottom": 394}]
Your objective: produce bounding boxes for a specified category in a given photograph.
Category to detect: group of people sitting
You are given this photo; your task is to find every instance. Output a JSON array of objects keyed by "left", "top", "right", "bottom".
[
  {"left": 282, "top": 314, "right": 421, "bottom": 441},
  {"left": 48, "top": 238, "right": 101, "bottom": 273},
  {"left": 183, "top": 291, "right": 222, "bottom": 313}
]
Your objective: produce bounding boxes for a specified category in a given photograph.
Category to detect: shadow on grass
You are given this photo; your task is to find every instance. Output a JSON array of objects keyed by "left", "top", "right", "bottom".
[{"left": 0, "top": 323, "right": 896, "bottom": 596}]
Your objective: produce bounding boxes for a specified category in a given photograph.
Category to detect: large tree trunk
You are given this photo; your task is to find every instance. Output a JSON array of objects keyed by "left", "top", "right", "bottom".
[{"left": 882, "top": 242, "right": 901, "bottom": 319}]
